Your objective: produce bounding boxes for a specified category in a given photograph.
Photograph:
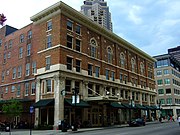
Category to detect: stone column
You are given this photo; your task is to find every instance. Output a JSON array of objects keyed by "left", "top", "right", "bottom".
[
  {"left": 53, "top": 75, "right": 65, "bottom": 130},
  {"left": 34, "top": 78, "right": 40, "bottom": 127},
  {"left": 93, "top": 84, "right": 96, "bottom": 96},
  {"left": 139, "top": 92, "right": 142, "bottom": 105},
  {"left": 82, "top": 81, "right": 88, "bottom": 99},
  {"left": 147, "top": 94, "right": 150, "bottom": 106}
]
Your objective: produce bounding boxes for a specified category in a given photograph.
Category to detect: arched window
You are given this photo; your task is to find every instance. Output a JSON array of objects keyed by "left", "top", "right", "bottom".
[
  {"left": 131, "top": 58, "right": 135, "bottom": 72},
  {"left": 140, "top": 62, "right": 145, "bottom": 75},
  {"left": 120, "top": 53, "right": 125, "bottom": 68},
  {"left": 107, "top": 46, "right": 112, "bottom": 63},
  {"left": 90, "top": 38, "right": 97, "bottom": 58}
]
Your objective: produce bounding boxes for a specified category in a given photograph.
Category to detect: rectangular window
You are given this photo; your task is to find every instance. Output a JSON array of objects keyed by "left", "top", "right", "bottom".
[
  {"left": 0, "top": 39, "right": 2, "bottom": 47},
  {"left": 27, "top": 44, "right": 31, "bottom": 56},
  {"left": 67, "top": 57, "right": 73, "bottom": 70},
  {"left": 157, "top": 79, "right": 163, "bottom": 85},
  {"left": 120, "top": 73, "right": 123, "bottom": 83},
  {"left": 32, "top": 61, "right": 37, "bottom": 74},
  {"left": 88, "top": 83, "right": 93, "bottom": 95},
  {"left": 3, "top": 53, "right": 6, "bottom": 63},
  {"left": 136, "top": 92, "right": 139, "bottom": 100},
  {"left": 105, "top": 69, "right": 109, "bottom": 80},
  {"left": 166, "top": 98, "right": 172, "bottom": 104},
  {"left": 47, "top": 35, "right": 52, "bottom": 48},
  {"left": 76, "top": 59, "right": 81, "bottom": 72},
  {"left": 67, "top": 35, "right": 73, "bottom": 48},
  {"left": 124, "top": 75, "right": 128, "bottom": 84},
  {"left": 20, "top": 34, "right": 24, "bottom": 43},
  {"left": 158, "top": 89, "right": 164, "bottom": 94},
  {"left": 8, "top": 52, "right": 11, "bottom": 58},
  {"left": 9, "top": 40, "right": 13, "bottom": 48},
  {"left": 18, "top": 65, "right": 22, "bottom": 78},
  {"left": 46, "top": 57, "right": 51, "bottom": 70},
  {"left": 28, "top": 30, "right": 32, "bottom": 39},
  {"left": 111, "top": 71, "right": 115, "bottom": 81},
  {"left": 25, "top": 83, "right": 29, "bottom": 96},
  {"left": 17, "top": 84, "right": 21, "bottom": 97},
  {"left": 156, "top": 70, "right": 162, "bottom": 76},
  {"left": 163, "top": 69, "right": 169, "bottom": 75},
  {"left": 95, "top": 66, "right": 100, "bottom": 77},
  {"left": 164, "top": 78, "right": 170, "bottom": 84},
  {"left": 47, "top": 20, "right": 52, "bottom": 31},
  {"left": 2, "top": 71, "right": 5, "bottom": 82},
  {"left": 75, "top": 25, "right": 81, "bottom": 34},
  {"left": 31, "top": 82, "right": 36, "bottom": 95},
  {"left": 65, "top": 80, "right": 71, "bottom": 92},
  {"left": 19, "top": 47, "right": 23, "bottom": 58},
  {"left": 76, "top": 39, "right": 81, "bottom": 52},
  {"left": 12, "top": 67, "right": 16, "bottom": 79},
  {"left": 88, "top": 64, "right": 93, "bottom": 76},
  {"left": 46, "top": 79, "right": 51, "bottom": 92},
  {"left": 5, "top": 87, "right": 8, "bottom": 93},
  {"left": 67, "top": 20, "right": 73, "bottom": 31},
  {"left": 160, "top": 99, "right": 165, "bottom": 104},
  {"left": 11, "top": 85, "right": 15, "bottom": 92},
  {"left": 166, "top": 88, "right": 171, "bottom": 94},
  {"left": 26, "top": 63, "right": 30, "bottom": 76}
]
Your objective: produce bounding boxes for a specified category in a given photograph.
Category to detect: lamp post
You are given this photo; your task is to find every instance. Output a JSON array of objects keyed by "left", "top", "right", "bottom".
[{"left": 72, "top": 88, "right": 79, "bottom": 131}]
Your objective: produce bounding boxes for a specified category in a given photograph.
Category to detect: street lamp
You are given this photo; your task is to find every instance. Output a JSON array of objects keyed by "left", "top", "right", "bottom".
[{"left": 72, "top": 88, "right": 79, "bottom": 131}]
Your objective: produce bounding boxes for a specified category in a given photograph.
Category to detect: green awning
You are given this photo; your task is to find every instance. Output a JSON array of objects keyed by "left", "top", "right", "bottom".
[
  {"left": 143, "top": 105, "right": 154, "bottom": 110},
  {"left": 136, "top": 104, "right": 146, "bottom": 110},
  {"left": 111, "top": 102, "right": 125, "bottom": 108},
  {"left": 33, "top": 99, "right": 54, "bottom": 108},
  {"left": 151, "top": 105, "right": 159, "bottom": 110},
  {"left": 122, "top": 103, "right": 136, "bottom": 109},
  {"left": 65, "top": 99, "right": 90, "bottom": 107}
]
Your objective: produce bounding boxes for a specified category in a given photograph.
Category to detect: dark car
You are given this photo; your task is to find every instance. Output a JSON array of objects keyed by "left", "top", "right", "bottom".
[{"left": 129, "top": 118, "right": 145, "bottom": 127}]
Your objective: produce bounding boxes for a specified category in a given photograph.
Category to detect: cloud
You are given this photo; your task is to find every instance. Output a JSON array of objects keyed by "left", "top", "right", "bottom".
[{"left": 128, "top": 5, "right": 142, "bottom": 25}]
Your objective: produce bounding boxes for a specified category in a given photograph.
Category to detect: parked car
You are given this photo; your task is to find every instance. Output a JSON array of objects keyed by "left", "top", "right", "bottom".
[{"left": 129, "top": 118, "right": 145, "bottom": 127}]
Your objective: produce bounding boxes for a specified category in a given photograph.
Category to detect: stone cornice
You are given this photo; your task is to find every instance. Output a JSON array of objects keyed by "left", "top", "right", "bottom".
[{"left": 30, "top": 1, "right": 155, "bottom": 62}]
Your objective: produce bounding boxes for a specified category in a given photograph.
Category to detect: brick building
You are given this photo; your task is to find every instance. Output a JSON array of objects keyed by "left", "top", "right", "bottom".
[
  {"left": 30, "top": 2, "right": 157, "bottom": 129},
  {"left": 1, "top": 1, "right": 157, "bottom": 129},
  {"left": 0, "top": 24, "right": 36, "bottom": 126}
]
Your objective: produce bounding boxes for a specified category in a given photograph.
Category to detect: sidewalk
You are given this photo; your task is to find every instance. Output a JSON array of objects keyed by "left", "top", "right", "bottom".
[{"left": 0, "top": 120, "right": 168, "bottom": 135}]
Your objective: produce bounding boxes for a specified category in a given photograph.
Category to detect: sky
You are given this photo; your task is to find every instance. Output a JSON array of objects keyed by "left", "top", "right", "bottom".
[{"left": 1, "top": 0, "right": 180, "bottom": 56}]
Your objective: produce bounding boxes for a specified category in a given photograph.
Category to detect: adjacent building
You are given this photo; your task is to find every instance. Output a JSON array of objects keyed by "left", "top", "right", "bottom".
[
  {"left": 168, "top": 46, "right": 180, "bottom": 62},
  {"left": 154, "top": 54, "right": 180, "bottom": 119},
  {"left": 81, "top": 0, "right": 113, "bottom": 31},
  {"left": 0, "top": 1, "right": 157, "bottom": 129}
]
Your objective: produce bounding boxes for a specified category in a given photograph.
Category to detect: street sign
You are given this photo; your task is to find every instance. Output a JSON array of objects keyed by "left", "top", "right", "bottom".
[{"left": 30, "top": 106, "right": 34, "bottom": 113}]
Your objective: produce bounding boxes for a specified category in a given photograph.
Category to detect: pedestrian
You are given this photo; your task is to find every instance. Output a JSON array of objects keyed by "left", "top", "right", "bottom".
[{"left": 177, "top": 115, "right": 180, "bottom": 126}]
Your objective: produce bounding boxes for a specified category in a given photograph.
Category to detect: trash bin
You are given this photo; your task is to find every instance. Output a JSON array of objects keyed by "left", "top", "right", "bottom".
[{"left": 61, "top": 120, "right": 67, "bottom": 132}]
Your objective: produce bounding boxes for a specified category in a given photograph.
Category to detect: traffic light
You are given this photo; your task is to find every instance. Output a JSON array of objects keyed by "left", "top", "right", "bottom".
[{"left": 0, "top": 13, "right": 7, "bottom": 26}]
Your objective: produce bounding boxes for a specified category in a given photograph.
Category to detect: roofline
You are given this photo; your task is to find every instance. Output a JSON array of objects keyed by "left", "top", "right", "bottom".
[{"left": 30, "top": 1, "right": 155, "bottom": 62}]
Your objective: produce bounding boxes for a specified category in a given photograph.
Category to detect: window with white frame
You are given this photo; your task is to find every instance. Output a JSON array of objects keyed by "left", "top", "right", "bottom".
[
  {"left": 20, "top": 34, "right": 24, "bottom": 43},
  {"left": 75, "top": 25, "right": 81, "bottom": 35},
  {"left": 156, "top": 70, "right": 162, "bottom": 76},
  {"left": 105, "top": 69, "right": 109, "bottom": 80},
  {"left": 32, "top": 61, "right": 36, "bottom": 74},
  {"left": 131, "top": 58, "right": 135, "bottom": 72},
  {"left": 46, "top": 57, "right": 51, "bottom": 70},
  {"left": 163, "top": 69, "right": 169, "bottom": 75},
  {"left": 31, "top": 82, "right": 36, "bottom": 95},
  {"left": 18, "top": 65, "right": 22, "bottom": 78},
  {"left": 27, "top": 44, "right": 31, "bottom": 56},
  {"left": 47, "top": 35, "right": 52, "bottom": 48},
  {"left": 107, "top": 47, "right": 112, "bottom": 63},
  {"left": 12, "top": 67, "right": 16, "bottom": 79},
  {"left": 67, "top": 56, "right": 73, "bottom": 70},
  {"left": 5, "top": 87, "right": 8, "bottom": 93},
  {"left": 120, "top": 53, "right": 125, "bottom": 68},
  {"left": 88, "top": 64, "right": 93, "bottom": 76},
  {"left": 19, "top": 47, "right": 23, "bottom": 58},
  {"left": 28, "top": 30, "right": 32, "bottom": 39},
  {"left": 90, "top": 39, "right": 97, "bottom": 58},
  {"left": 111, "top": 71, "right": 115, "bottom": 81},
  {"left": 164, "top": 78, "right": 170, "bottom": 84},
  {"left": 140, "top": 62, "right": 145, "bottom": 75},
  {"left": 67, "top": 20, "right": 73, "bottom": 31},
  {"left": 76, "top": 59, "right": 81, "bottom": 72},
  {"left": 25, "top": 83, "right": 29, "bottom": 96},
  {"left": 46, "top": 79, "right": 51, "bottom": 93},
  {"left": 11, "top": 85, "right": 15, "bottom": 92},
  {"left": 47, "top": 20, "right": 52, "bottom": 31},
  {"left": 95, "top": 66, "right": 100, "bottom": 77},
  {"left": 17, "top": 84, "right": 21, "bottom": 97},
  {"left": 67, "top": 35, "right": 73, "bottom": 48},
  {"left": 26, "top": 63, "right": 30, "bottom": 76}
]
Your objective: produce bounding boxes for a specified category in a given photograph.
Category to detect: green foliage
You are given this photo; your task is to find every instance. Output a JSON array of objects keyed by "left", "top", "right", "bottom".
[{"left": 2, "top": 99, "right": 23, "bottom": 120}]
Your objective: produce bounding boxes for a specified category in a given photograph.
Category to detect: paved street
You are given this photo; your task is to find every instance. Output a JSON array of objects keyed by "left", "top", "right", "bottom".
[{"left": 0, "top": 121, "right": 179, "bottom": 135}]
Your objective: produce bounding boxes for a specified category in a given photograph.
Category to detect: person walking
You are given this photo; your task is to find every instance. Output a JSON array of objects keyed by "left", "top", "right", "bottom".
[{"left": 178, "top": 115, "right": 180, "bottom": 126}]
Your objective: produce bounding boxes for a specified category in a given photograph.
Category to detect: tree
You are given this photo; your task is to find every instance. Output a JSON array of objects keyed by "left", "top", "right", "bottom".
[
  {"left": 2, "top": 99, "right": 23, "bottom": 122},
  {"left": 0, "top": 13, "right": 7, "bottom": 26}
]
